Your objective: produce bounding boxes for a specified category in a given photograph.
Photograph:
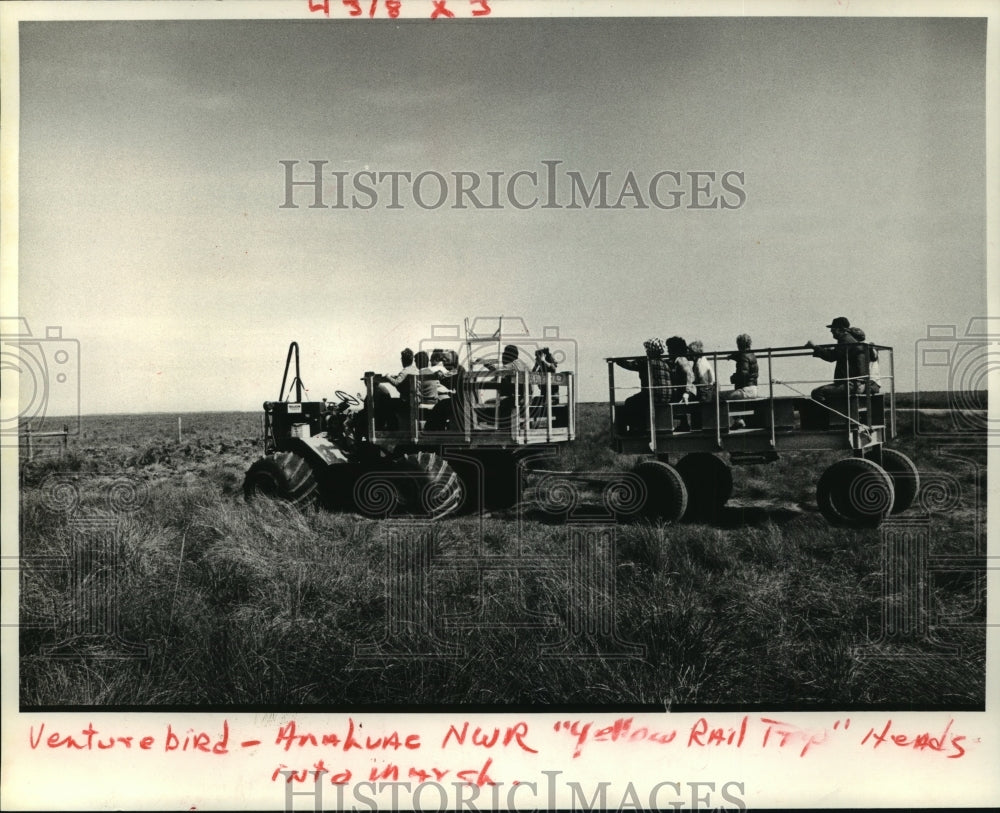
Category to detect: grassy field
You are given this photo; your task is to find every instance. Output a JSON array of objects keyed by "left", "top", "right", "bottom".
[{"left": 17, "top": 400, "right": 986, "bottom": 709}]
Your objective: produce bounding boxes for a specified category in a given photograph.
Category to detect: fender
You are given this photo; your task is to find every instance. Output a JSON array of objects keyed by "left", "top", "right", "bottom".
[{"left": 286, "top": 435, "right": 350, "bottom": 469}]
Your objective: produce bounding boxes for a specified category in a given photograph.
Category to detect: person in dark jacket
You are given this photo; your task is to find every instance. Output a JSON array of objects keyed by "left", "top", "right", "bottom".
[
  {"left": 721, "top": 333, "right": 759, "bottom": 400},
  {"left": 807, "top": 316, "right": 870, "bottom": 404},
  {"left": 848, "top": 326, "right": 881, "bottom": 393}
]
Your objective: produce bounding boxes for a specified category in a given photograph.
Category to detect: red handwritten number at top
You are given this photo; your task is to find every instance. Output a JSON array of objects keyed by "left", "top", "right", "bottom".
[
  {"left": 431, "top": 0, "right": 454, "bottom": 18},
  {"left": 342, "top": 0, "right": 401, "bottom": 17},
  {"left": 470, "top": 0, "right": 490, "bottom": 15},
  {"left": 308, "top": 0, "right": 330, "bottom": 16}
]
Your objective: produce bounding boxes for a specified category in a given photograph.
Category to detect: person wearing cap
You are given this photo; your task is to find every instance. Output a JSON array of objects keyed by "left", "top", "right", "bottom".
[
  {"left": 614, "top": 337, "right": 672, "bottom": 433},
  {"left": 806, "top": 316, "right": 871, "bottom": 406}
]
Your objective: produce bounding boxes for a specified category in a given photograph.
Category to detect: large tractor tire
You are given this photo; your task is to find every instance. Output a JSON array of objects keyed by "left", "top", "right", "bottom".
[
  {"left": 816, "top": 456, "right": 894, "bottom": 528},
  {"left": 676, "top": 453, "right": 733, "bottom": 520},
  {"left": 445, "top": 458, "right": 485, "bottom": 514},
  {"left": 403, "top": 452, "right": 464, "bottom": 519},
  {"left": 878, "top": 448, "right": 920, "bottom": 514},
  {"left": 353, "top": 452, "right": 463, "bottom": 520},
  {"left": 243, "top": 452, "right": 318, "bottom": 508},
  {"left": 635, "top": 460, "right": 688, "bottom": 522}
]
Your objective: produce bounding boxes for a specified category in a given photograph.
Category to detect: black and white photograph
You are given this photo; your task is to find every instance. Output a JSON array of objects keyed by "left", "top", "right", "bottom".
[{"left": 2, "top": 0, "right": 997, "bottom": 809}]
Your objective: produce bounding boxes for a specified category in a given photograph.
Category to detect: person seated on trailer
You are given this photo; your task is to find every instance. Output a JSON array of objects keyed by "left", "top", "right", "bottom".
[
  {"left": 847, "top": 326, "right": 881, "bottom": 394},
  {"left": 433, "top": 348, "right": 468, "bottom": 431},
  {"left": 532, "top": 346, "right": 559, "bottom": 405},
  {"left": 687, "top": 339, "right": 715, "bottom": 429},
  {"left": 423, "top": 349, "right": 461, "bottom": 430},
  {"left": 721, "top": 333, "right": 759, "bottom": 401},
  {"left": 480, "top": 344, "right": 532, "bottom": 421},
  {"left": 381, "top": 347, "right": 417, "bottom": 396},
  {"left": 613, "top": 337, "right": 671, "bottom": 434},
  {"left": 806, "top": 316, "right": 870, "bottom": 402},
  {"left": 364, "top": 346, "right": 418, "bottom": 434},
  {"left": 428, "top": 349, "right": 454, "bottom": 396},
  {"left": 688, "top": 340, "right": 716, "bottom": 402},
  {"left": 721, "top": 333, "right": 759, "bottom": 428},
  {"left": 413, "top": 349, "right": 456, "bottom": 413},
  {"left": 666, "top": 336, "right": 697, "bottom": 431}
]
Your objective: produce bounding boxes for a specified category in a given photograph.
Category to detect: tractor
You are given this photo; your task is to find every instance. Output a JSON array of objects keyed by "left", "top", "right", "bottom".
[
  {"left": 243, "top": 318, "right": 576, "bottom": 519},
  {"left": 607, "top": 342, "right": 919, "bottom": 527}
]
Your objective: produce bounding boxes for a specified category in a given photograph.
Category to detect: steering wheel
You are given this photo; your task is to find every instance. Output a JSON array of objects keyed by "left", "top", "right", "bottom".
[{"left": 335, "top": 390, "right": 361, "bottom": 406}]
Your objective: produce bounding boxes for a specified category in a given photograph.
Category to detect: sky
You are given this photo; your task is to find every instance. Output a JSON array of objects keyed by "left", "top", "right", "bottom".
[{"left": 8, "top": 12, "right": 990, "bottom": 416}]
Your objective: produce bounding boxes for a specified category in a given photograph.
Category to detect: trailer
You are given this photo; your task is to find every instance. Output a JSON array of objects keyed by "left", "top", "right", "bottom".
[{"left": 607, "top": 343, "right": 918, "bottom": 527}]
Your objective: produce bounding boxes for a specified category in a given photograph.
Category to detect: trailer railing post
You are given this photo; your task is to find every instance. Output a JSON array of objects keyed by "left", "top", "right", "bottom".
[
  {"left": 566, "top": 372, "right": 575, "bottom": 440},
  {"left": 712, "top": 354, "right": 721, "bottom": 449},
  {"left": 767, "top": 350, "right": 777, "bottom": 448},
  {"left": 608, "top": 361, "right": 617, "bottom": 441},
  {"left": 522, "top": 368, "right": 530, "bottom": 441},
  {"left": 647, "top": 357, "right": 657, "bottom": 454},
  {"left": 889, "top": 346, "right": 896, "bottom": 440},
  {"left": 545, "top": 372, "right": 553, "bottom": 442}
]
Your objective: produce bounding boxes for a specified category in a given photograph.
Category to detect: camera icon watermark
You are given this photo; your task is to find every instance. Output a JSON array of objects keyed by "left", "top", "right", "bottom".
[
  {"left": 914, "top": 317, "right": 998, "bottom": 436},
  {"left": 409, "top": 317, "right": 578, "bottom": 512},
  {"left": 448, "top": 316, "right": 579, "bottom": 375},
  {"left": 420, "top": 318, "right": 578, "bottom": 387},
  {"left": 1, "top": 317, "right": 81, "bottom": 447}
]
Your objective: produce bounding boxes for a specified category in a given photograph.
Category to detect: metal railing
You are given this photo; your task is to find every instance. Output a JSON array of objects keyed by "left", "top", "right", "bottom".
[{"left": 607, "top": 343, "right": 894, "bottom": 448}]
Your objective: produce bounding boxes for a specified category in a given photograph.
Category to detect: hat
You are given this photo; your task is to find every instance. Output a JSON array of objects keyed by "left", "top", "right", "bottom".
[
  {"left": 643, "top": 337, "right": 665, "bottom": 356},
  {"left": 825, "top": 317, "right": 851, "bottom": 330}
]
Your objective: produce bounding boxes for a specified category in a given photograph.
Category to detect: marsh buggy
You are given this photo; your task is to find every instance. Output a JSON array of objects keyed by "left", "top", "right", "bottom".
[{"left": 244, "top": 319, "right": 576, "bottom": 519}]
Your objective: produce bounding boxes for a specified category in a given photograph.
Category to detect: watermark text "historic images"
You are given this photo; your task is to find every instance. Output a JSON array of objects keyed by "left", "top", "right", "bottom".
[{"left": 279, "top": 160, "right": 746, "bottom": 211}]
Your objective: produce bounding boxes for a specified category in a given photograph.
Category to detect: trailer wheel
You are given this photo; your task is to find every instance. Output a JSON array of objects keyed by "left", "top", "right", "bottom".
[
  {"left": 243, "top": 452, "right": 318, "bottom": 508},
  {"left": 635, "top": 460, "right": 688, "bottom": 522},
  {"left": 676, "top": 453, "right": 733, "bottom": 520},
  {"left": 878, "top": 448, "right": 920, "bottom": 514},
  {"left": 816, "top": 457, "right": 894, "bottom": 527}
]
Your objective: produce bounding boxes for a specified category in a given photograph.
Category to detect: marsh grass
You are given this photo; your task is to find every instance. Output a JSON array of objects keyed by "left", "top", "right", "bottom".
[{"left": 17, "top": 404, "right": 986, "bottom": 708}]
